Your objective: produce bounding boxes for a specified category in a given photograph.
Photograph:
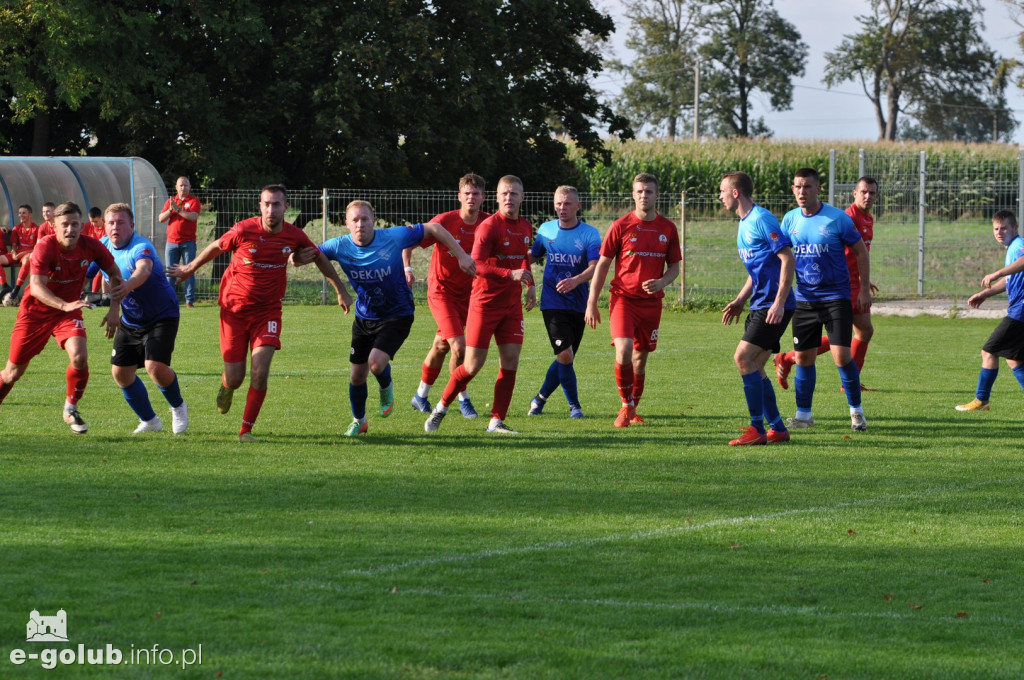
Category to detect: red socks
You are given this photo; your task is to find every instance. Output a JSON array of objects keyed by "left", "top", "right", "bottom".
[
  {"left": 240, "top": 387, "right": 267, "bottom": 435},
  {"left": 615, "top": 363, "right": 634, "bottom": 405},
  {"left": 66, "top": 365, "right": 89, "bottom": 404},
  {"left": 491, "top": 369, "right": 517, "bottom": 420}
]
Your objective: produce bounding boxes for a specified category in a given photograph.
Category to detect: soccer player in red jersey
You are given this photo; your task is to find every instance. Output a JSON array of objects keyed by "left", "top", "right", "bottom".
[
  {"left": 86, "top": 207, "right": 106, "bottom": 294},
  {"left": 3, "top": 204, "right": 40, "bottom": 306},
  {"left": 585, "top": 173, "right": 682, "bottom": 428},
  {"left": 36, "top": 202, "right": 56, "bottom": 239},
  {"left": 424, "top": 175, "right": 535, "bottom": 434},
  {"left": 0, "top": 201, "right": 125, "bottom": 434},
  {"left": 168, "top": 185, "right": 350, "bottom": 442},
  {"left": 774, "top": 176, "right": 879, "bottom": 390},
  {"left": 403, "top": 173, "right": 489, "bottom": 418}
]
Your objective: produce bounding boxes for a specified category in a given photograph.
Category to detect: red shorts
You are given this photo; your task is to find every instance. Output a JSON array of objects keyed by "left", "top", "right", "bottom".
[
  {"left": 465, "top": 303, "right": 524, "bottom": 348},
  {"left": 609, "top": 295, "right": 663, "bottom": 352},
  {"left": 427, "top": 290, "right": 470, "bottom": 340},
  {"left": 220, "top": 306, "right": 283, "bottom": 363},
  {"left": 8, "top": 308, "right": 86, "bottom": 366}
]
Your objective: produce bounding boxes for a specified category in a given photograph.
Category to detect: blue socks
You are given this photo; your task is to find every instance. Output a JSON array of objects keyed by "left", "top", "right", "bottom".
[
  {"left": 976, "top": 367, "right": 998, "bottom": 401},
  {"left": 158, "top": 375, "right": 184, "bottom": 408},
  {"left": 558, "top": 362, "right": 580, "bottom": 409},
  {"left": 761, "top": 376, "right": 786, "bottom": 431},
  {"left": 374, "top": 364, "right": 392, "bottom": 390},
  {"left": 838, "top": 360, "right": 862, "bottom": 407},
  {"left": 742, "top": 371, "right": 765, "bottom": 433},
  {"left": 350, "top": 382, "right": 368, "bottom": 420},
  {"left": 794, "top": 364, "right": 816, "bottom": 411},
  {"left": 122, "top": 376, "right": 156, "bottom": 422},
  {"left": 539, "top": 361, "right": 560, "bottom": 400}
]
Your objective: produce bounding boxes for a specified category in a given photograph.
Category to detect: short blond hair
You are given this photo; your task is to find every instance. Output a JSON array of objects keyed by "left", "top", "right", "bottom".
[
  {"left": 346, "top": 200, "right": 375, "bottom": 219},
  {"left": 105, "top": 202, "right": 134, "bottom": 222}
]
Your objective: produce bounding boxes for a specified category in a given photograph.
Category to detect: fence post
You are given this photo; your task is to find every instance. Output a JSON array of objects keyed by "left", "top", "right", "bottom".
[
  {"left": 828, "top": 149, "right": 836, "bottom": 205},
  {"left": 679, "top": 191, "right": 686, "bottom": 304},
  {"left": 858, "top": 148, "right": 865, "bottom": 179},
  {"left": 1018, "top": 148, "right": 1024, "bottom": 234},
  {"left": 918, "top": 151, "right": 927, "bottom": 297},
  {"left": 321, "top": 188, "right": 329, "bottom": 305}
]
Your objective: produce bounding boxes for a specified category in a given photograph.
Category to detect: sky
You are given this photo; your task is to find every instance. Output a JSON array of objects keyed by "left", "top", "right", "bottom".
[{"left": 594, "top": 0, "right": 1024, "bottom": 143}]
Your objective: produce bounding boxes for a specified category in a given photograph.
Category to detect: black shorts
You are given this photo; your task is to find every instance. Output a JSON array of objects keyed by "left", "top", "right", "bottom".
[
  {"left": 542, "top": 309, "right": 586, "bottom": 355},
  {"left": 350, "top": 315, "right": 414, "bottom": 365},
  {"left": 742, "top": 308, "right": 795, "bottom": 353},
  {"left": 983, "top": 316, "right": 1024, "bottom": 362},
  {"left": 111, "top": 316, "right": 179, "bottom": 367},
  {"left": 792, "top": 299, "right": 853, "bottom": 351}
]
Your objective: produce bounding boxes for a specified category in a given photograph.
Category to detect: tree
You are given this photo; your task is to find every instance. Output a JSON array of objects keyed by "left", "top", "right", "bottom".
[
  {"left": 0, "top": 0, "right": 631, "bottom": 189},
  {"left": 697, "top": 0, "right": 807, "bottom": 138},
  {"left": 606, "top": 0, "right": 703, "bottom": 140},
  {"left": 823, "top": 0, "right": 1014, "bottom": 142},
  {"left": 607, "top": 0, "right": 806, "bottom": 139}
]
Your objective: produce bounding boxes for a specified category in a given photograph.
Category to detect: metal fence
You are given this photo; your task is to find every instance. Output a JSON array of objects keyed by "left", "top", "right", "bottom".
[{"left": 177, "top": 148, "right": 1024, "bottom": 305}]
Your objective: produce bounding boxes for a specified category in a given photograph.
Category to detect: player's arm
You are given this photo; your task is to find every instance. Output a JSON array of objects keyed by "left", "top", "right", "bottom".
[
  {"left": 402, "top": 246, "right": 416, "bottom": 285},
  {"left": 555, "top": 258, "right": 599, "bottom": 295},
  {"left": 849, "top": 240, "right": 871, "bottom": 312},
  {"left": 982, "top": 253, "right": 1024, "bottom": 289},
  {"left": 969, "top": 277, "right": 1007, "bottom": 308},
  {"left": 313, "top": 251, "right": 352, "bottom": 313},
  {"left": 168, "top": 240, "right": 223, "bottom": 281},
  {"left": 585, "top": 255, "right": 614, "bottom": 328},
  {"left": 766, "top": 246, "right": 795, "bottom": 325},
  {"left": 158, "top": 201, "right": 173, "bottom": 224},
  {"left": 28, "top": 274, "right": 91, "bottom": 313},
  {"left": 107, "top": 257, "right": 152, "bottom": 302},
  {"left": 423, "top": 222, "right": 475, "bottom": 277},
  {"left": 641, "top": 260, "right": 681, "bottom": 295},
  {"left": 722, "top": 276, "right": 753, "bottom": 326}
]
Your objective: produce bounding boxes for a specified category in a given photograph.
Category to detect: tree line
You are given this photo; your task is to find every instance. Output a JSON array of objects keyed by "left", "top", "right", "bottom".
[{"left": 0, "top": 1, "right": 631, "bottom": 189}]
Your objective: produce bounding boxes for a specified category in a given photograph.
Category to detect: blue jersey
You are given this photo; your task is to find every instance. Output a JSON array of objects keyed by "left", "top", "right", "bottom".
[
  {"left": 97, "top": 233, "right": 179, "bottom": 328},
  {"left": 782, "top": 202, "right": 862, "bottom": 303},
  {"left": 1005, "top": 236, "right": 1024, "bottom": 321},
  {"left": 737, "top": 205, "right": 795, "bottom": 311},
  {"left": 319, "top": 224, "right": 424, "bottom": 320},
  {"left": 530, "top": 220, "right": 602, "bottom": 312}
]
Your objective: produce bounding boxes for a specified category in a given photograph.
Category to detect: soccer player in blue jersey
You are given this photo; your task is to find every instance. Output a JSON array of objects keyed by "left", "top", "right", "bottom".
[
  {"left": 955, "top": 210, "right": 1024, "bottom": 411},
  {"left": 318, "top": 200, "right": 475, "bottom": 437},
  {"left": 526, "top": 186, "right": 601, "bottom": 419},
  {"left": 94, "top": 203, "right": 189, "bottom": 434},
  {"left": 783, "top": 168, "right": 871, "bottom": 432},
  {"left": 719, "top": 172, "right": 796, "bottom": 445}
]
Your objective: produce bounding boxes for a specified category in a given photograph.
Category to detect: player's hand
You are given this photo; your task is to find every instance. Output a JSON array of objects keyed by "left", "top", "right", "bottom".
[
  {"left": 524, "top": 286, "right": 536, "bottom": 311},
  {"left": 100, "top": 308, "right": 119, "bottom": 339},
  {"left": 555, "top": 277, "right": 578, "bottom": 294},
  {"left": 585, "top": 302, "right": 601, "bottom": 329},
  {"left": 291, "top": 247, "right": 319, "bottom": 266},
  {"left": 765, "top": 301, "right": 785, "bottom": 325},
  {"left": 509, "top": 268, "right": 532, "bottom": 285},
  {"left": 458, "top": 254, "right": 476, "bottom": 278},
  {"left": 404, "top": 269, "right": 416, "bottom": 286},
  {"left": 107, "top": 280, "right": 129, "bottom": 302},
  {"left": 641, "top": 278, "right": 663, "bottom": 295},
  {"left": 967, "top": 292, "right": 986, "bottom": 309},
  {"left": 721, "top": 299, "right": 743, "bottom": 325},
  {"left": 869, "top": 283, "right": 879, "bottom": 295},
  {"left": 166, "top": 264, "right": 190, "bottom": 282},
  {"left": 855, "top": 287, "right": 872, "bottom": 313},
  {"left": 982, "top": 272, "right": 1001, "bottom": 288},
  {"left": 337, "top": 290, "right": 352, "bottom": 314}
]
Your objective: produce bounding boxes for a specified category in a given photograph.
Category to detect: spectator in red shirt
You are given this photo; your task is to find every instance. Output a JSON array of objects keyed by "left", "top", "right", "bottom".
[{"left": 159, "top": 176, "right": 201, "bottom": 308}]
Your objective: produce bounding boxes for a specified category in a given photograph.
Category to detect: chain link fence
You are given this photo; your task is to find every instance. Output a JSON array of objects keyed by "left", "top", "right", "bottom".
[{"left": 177, "top": 149, "right": 1023, "bottom": 305}]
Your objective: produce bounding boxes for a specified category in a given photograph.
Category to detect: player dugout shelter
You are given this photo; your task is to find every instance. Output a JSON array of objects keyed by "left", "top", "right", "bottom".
[{"left": 0, "top": 156, "right": 168, "bottom": 253}]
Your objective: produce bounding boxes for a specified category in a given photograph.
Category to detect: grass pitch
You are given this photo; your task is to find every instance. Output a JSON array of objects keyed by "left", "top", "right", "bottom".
[{"left": 1, "top": 305, "right": 1022, "bottom": 678}]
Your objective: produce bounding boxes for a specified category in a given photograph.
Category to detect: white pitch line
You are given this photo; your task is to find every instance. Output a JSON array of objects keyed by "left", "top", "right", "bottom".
[{"left": 344, "top": 476, "right": 1024, "bottom": 577}]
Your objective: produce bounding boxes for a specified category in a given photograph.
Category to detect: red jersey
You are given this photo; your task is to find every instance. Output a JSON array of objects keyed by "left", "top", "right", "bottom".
[
  {"left": 216, "top": 217, "right": 316, "bottom": 314},
  {"left": 37, "top": 221, "right": 55, "bottom": 239},
  {"left": 163, "top": 194, "right": 201, "bottom": 243},
  {"left": 600, "top": 212, "right": 682, "bottom": 300},
  {"left": 11, "top": 222, "right": 39, "bottom": 255},
  {"left": 844, "top": 203, "right": 873, "bottom": 284},
  {"left": 83, "top": 222, "right": 105, "bottom": 240},
  {"left": 422, "top": 209, "right": 490, "bottom": 300},
  {"left": 470, "top": 212, "right": 532, "bottom": 309},
  {"left": 25, "top": 234, "right": 114, "bottom": 315}
]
